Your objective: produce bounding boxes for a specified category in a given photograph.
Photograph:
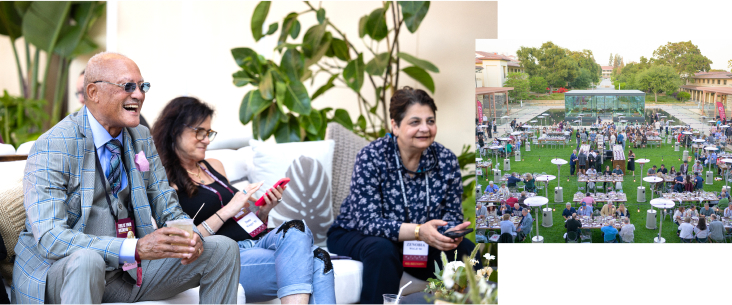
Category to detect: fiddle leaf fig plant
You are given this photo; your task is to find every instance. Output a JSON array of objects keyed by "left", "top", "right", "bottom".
[{"left": 232, "top": 1, "right": 438, "bottom": 142}]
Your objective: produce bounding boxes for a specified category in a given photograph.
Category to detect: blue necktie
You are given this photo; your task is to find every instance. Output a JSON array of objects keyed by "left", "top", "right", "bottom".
[{"left": 105, "top": 139, "right": 122, "bottom": 195}]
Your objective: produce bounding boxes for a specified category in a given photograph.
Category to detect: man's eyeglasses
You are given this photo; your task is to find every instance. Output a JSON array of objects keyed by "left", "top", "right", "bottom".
[
  {"left": 183, "top": 124, "right": 217, "bottom": 142},
  {"left": 93, "top": 81, "right": 151, "bottom": 93}
]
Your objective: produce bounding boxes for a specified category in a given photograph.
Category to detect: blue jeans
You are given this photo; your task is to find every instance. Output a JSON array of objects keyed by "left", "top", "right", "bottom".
[{"left": 238, "top": 220, "right": 335, "bottom": 304}]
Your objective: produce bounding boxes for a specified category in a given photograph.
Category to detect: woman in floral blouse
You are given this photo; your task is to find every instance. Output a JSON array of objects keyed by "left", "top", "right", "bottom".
[{"left": 327, "top": 87, "right": 481, "bottom": 304}]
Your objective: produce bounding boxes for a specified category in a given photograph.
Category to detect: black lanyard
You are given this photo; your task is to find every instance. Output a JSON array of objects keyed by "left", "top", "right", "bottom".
[{"left": 94, "top": 148, "right": 131, "bottom": 222}]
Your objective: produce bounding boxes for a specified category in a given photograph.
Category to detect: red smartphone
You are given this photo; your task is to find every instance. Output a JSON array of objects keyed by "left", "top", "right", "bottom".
[{"left": 255, "top": 178, "right": 290, "bottom": 206}]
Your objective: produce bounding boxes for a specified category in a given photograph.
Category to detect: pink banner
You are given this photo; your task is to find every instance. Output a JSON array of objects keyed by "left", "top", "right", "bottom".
[
  {"left": 477, "top": 100, "right": 483, "bottom": 123},
  {"left": 717, "top": 102, "right": 726, "bottom": 121}
]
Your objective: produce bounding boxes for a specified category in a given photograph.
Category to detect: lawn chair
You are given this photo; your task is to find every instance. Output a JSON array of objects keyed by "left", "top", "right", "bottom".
[{"left": 566, "top": 231, "right": 579, "bottom": 243}]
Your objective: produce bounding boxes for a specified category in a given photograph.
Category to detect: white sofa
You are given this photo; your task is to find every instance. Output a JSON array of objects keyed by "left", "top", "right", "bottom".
[{"left": 0, "top": 123, "right": 427, "bottom": 303}]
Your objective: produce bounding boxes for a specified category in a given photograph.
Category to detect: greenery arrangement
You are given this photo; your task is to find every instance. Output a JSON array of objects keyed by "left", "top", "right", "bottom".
[
  {"left": 424, "top": 246, "right": 497, "bottom": 304},
  {"left": 0, "top": 90, "right": 47, "bottom": 148},
  {"left": 232, "top": 1, "right": 438, "bottom": 143},
  {"left": 0, "top": 1, "right": 105, "bottom": 128}
]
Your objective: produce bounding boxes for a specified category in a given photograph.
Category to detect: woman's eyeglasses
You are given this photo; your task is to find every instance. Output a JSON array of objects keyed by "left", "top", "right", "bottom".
[
  {"left": 184, "top": 124, "right": 217, "bottom": 142},
  {"left": 93, "top": 81, "right": 151, "bottom": 93}
]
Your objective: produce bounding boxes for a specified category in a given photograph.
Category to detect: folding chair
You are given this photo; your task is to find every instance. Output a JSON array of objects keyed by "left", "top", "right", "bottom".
[
  {"left": 580, "top": 229, "right": 592, "bottom": 243},
  {"left": 566, "top": 231, "right": 579, "bottom": 243}
]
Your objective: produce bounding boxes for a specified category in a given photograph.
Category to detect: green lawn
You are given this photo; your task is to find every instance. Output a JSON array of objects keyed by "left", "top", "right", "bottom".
[
  {"left": 476, "top": 135, "right": 728, "bottom": 243},
  {"left": 525, "top": 93, "right": 565, "bottom": 100}
]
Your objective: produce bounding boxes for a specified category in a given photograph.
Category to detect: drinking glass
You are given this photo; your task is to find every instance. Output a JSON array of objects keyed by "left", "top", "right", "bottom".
[{"left": 383, "top": 294, "right": 400, "bottom": 304}]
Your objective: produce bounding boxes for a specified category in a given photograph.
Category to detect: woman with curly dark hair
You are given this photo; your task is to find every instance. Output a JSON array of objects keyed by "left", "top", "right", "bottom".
[{"left": 153, "top": 97, "right": 335, "bottom": 304}]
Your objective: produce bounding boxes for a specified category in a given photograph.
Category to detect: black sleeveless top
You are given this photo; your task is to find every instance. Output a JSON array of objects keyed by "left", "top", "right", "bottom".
[{"left": 177, "top": 160, "right": 260, "bottom": 241}]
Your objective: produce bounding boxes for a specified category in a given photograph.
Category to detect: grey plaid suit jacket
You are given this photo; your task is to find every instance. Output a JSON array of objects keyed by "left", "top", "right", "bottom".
[{"left": 12, "top": 107, "right": 192, "bottom": 304}]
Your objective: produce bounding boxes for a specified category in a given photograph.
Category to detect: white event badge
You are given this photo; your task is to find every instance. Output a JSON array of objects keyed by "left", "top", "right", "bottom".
[
  {"left": 403, "top": 240, "right": 429, "bottom": 268},
  {"left": 233, "top": 208, "right": 267, "bottom": 236}
]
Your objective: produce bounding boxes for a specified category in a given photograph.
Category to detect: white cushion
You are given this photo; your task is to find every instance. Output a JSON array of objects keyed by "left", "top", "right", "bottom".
[
  {"left": 0, "top": 144, "right": 16, "bottom": 156},
  {"left": 0, "top": 161, "right": 26, "bottom": 186},
  {"left": 249, "top": 140, "right": 335, "bottom": 247},
  {"left": 15, "top": 141, "right": 34, "bottom": 155},
  {"left": 205, "top": 149, "right": 248, "bottom": 183},
  {"left": 206, "top": 134, "right": 251, "bottom": 151}
]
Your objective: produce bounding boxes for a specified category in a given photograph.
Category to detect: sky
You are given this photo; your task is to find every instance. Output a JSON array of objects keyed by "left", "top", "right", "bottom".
[{"left": 480, "top": 0, "right": 732, "bottom": 70}]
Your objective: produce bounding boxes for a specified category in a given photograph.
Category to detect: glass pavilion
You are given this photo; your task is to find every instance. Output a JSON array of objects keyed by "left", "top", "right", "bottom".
[{"left": 565, "top": 90, "right": 645, "bottom": 123}]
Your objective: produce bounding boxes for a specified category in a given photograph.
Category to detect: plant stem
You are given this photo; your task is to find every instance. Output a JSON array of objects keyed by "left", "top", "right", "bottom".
[
  {"left": 379, "top": 1, "right": 402, "bottom": 131},
  {"left": 31, "top": 48, "right": 40, "bottom": 100},
  {"left": 24, "top": 42, "right": 31, "bottom": 98},
  {"left": 10, "top": 39, "right": 26, "bottom": 98},
  {"left": 393, "top": 2, "right": 401, "bottom": 90},
  {"left": 51, "top": 58, "right": 70, "bottom": 125}
]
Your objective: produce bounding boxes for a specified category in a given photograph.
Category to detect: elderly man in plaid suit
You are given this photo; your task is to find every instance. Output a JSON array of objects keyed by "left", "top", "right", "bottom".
[{"left": 12, "top": 52, "right": 240, "bottom": 304}]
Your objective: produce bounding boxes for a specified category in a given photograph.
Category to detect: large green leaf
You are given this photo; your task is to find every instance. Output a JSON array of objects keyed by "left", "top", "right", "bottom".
[
  {"left": 0, "top": 2, "right": 23, "bottom": 39},
  {"left": 316, "top": 8, "right": 325, "bottom": 24},
  {"left": 282, "top": 79, "right": 311, "bottom": 115},
  {"left": 231, "top": 48, "right": 262, "bottom": 75},
  {"left": 343, "top": 53, "right": 365, "bottom": 92},
  {"left": 266, "top": 22, "right": 278, "bottom": 35},
  {"left": 398, "top": 1, "right": 430, "bottom": 33},
  {"left": 290, "top": 20, "right": 301, "bottom": 39},
  {"left": 298, "top": 113, "right": 318, "bottom": 135},
  {"left": 304, "top": 31, "right": 332, "bottom": 68},
  {"left": 488, "top": 270, "right": 497, "bottom": 283},
  {"left": 302, "top": 23, "right": 326, "bottom": 58},
  {"left": 365, "top": 8, "right": 387, "bottom": 41},
  {"left": 71, "top": 34, "right": 98, "bottom": 58},
  {"left": 278, "top": 13, "right": 298, "bottom": 43},
  {"left": 258, "top": 103, "right": 282, "bottom": 140},
  {"left": 232, "top": 70, "right": 255, "bottom": 87},
  {"left": 259, "top": 70, "right": 274, "bottom": 100},
  {"left": 358, "top": 15, "right": 368, "bottom": 38},
  {"left": 397, "top": 52, "right": 439, "bottom": 73},
  {"left": 55, "top": 1, "right": 101, "bottom": 58},
  {"left": 356, "top": 114, "right": 367, "bottom": 130},
  {"left": 251, "top": 1, "right": 270, "bottom": 41},
  {"left": 330, "top": 38, "right": 350, "bottom": 61},
  {"left": 402, "top": 66, "right": 435, "bottom": 93},
  {"left": 309, "top": 108, "right": 323, "bottom": 132},
  {"left": 239, "top": 90, "right": 270, "bottom": 124},
  {"left": 312, "top": 73, "right": 338, "bottom": 101},
  {"left": 22, "top": 1, "right": 72, "bottom": 52},
  {"left": 365, "top": 52, "right": 390, "bottom": 76},
  {"left": 333, "top": 109, "right": 353, "bottom": 130},
  {"left": 275, "top": 114, "right": 301, "bottom": 143},
  {"left": 280, "top": 48, "right": 304, "bottom": 82},
  {"left": 274, "top": 81, "right": 288, "bottom": 122}
]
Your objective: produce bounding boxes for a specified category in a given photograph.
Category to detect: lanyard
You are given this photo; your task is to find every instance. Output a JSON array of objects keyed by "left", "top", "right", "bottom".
[
  {"left": 94, "top": 149, "right": 131, "bottom": 222},
  {"left": 391, "top": 137, "right": 431, "bottom": 224},
  {"left": 196, "top": 163, "right": 234, "bottom": 207}
]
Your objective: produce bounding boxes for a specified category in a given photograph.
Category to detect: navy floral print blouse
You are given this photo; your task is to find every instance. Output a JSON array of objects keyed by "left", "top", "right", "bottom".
[{"left": 331, "top": 136, "right": 464, "bottom": 241}]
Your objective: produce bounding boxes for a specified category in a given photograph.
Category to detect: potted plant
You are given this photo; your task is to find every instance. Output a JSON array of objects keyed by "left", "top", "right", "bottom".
[{"left": 424, "top": 246, "right": 497, "bottom": 304}]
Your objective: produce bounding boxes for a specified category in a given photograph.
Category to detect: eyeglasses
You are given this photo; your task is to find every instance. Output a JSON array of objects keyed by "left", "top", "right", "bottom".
[
  {"left": 183, "top": 124, "right": 217, "bottom": 142},
  {"left": 93, "top": 81, "right": 151, "bottom": 93}
]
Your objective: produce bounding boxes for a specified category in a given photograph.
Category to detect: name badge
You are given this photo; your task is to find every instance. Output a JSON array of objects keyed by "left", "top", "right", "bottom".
[
  {"left": 233, "top": 209, "right": 267, "bottom": 236},
  {"left": 116, "top": 218, "right": 138, "bottom": 271},
  {"left": 403, "top": 241, "right": 428, "bottom": 268}
]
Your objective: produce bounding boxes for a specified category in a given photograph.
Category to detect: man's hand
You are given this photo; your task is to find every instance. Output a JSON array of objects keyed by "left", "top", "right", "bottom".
[
  {"left": 136, "top": 227, "right": 197, "bottom": 261},
  {"left": 181, "top": 233, "right": 203, "bottom": 265}
]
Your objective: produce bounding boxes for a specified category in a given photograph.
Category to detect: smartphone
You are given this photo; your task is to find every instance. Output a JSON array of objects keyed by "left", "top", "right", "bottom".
[
  {"left": 255, "top": 177, "right": 291, "bottom": 206},
  {"left": 443, "top": 228, "right": 473, "bottom": 238}
]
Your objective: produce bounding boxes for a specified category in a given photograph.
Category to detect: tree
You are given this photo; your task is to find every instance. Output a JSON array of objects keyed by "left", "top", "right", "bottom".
[
  {"left": 729, "top": 59, "right": 732, "bottom": 72},
  {"left": 636, "top": 65, "right": 682, "bottom": 103},
  {"left": 570, "top": 68, "right": 593, "bottom": 89},
  {"left": 609, "top": 53, "right": 613, "bottom": 66},
  {"left": 504, "top": 72, "right": 530, "bottom": 101},
  {"left": 516, "top": 41, "right": 579, "bottom": 91},
  {"left": 613, "top": 62, "right": 649, "bottom": 90},
  {"left": 569, "top": 49, "right": 601, "bottom": 84},
  {"left": 652, "top": 41, "right": 711, "bottom": 81},
  {"left": 677, "top": 91, "right": 690, "bottom": 102},
  {"left": 529, "top": 76, "right": 548, "bottom": 93}
]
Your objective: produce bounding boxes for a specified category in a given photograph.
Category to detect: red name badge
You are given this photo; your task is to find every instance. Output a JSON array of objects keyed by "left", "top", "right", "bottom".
[
  {"left": 116, "top": 218, "right": 138, "bottom": 271},
  {"left": 403, "top": 241, "right": 428, "bottom": 268},
  {"left": 233, "top": 209, "right": 267, "bottom": 237}
]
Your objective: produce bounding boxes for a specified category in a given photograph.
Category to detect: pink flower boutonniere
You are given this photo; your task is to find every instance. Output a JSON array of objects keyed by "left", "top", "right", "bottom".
[{"left": 135, "top": 151, "right": 150, "bottom": 172}]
